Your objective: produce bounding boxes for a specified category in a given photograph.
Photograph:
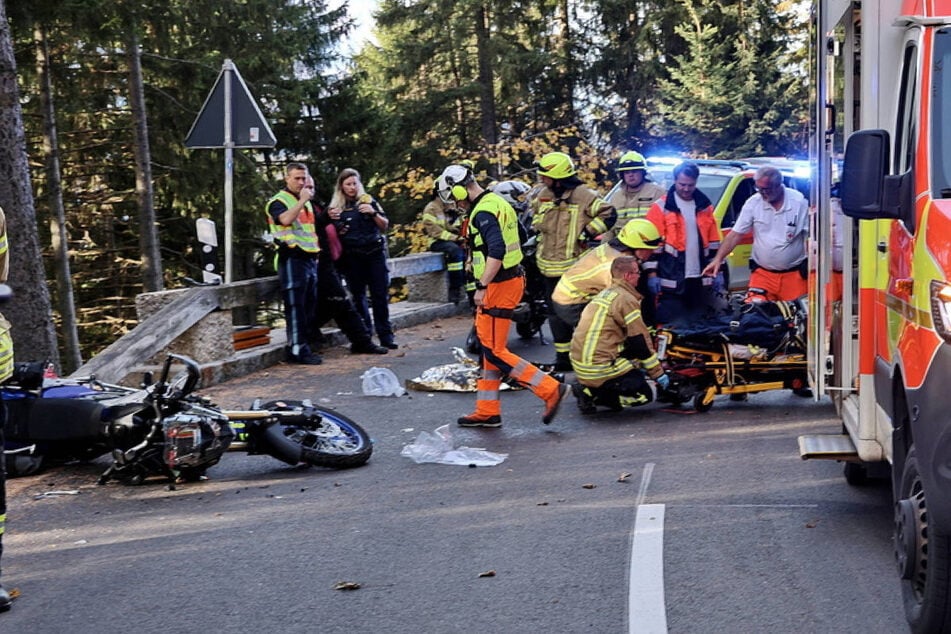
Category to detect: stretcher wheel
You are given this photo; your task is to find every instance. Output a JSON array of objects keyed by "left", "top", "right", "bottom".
[{"left": 693, "top": 392, "right": 714, "bottom": 412}]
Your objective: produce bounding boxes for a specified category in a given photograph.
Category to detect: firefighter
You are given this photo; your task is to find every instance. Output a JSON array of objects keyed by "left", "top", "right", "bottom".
[
  {"left": 703, "top": 165, "right": 809, "bottom": 302},
  {"left": 645, "top": 161, "right": 725, "bottom": 326},
  {"left": 531, "top": 151, "right": 617, "bottom": 371},
  {"left": 436, "top": 164, "right": 568, "bottom": 427},
  {"left": 551, "top": 218, "right": 663, "bottom": 341},
  {"left": 570, "top": 256, "right": 670, "bottom": 413},
  {"left": 603, "top": 151, "right": 666, "bottom": 241},
  {"left": 420, "top": 186, "right": 466, "bottom": 304}
]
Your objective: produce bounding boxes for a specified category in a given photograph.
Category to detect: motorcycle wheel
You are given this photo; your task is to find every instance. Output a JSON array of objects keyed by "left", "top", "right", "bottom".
[{"left": 257, "top": 401, "right": 373, "bottom": 469}]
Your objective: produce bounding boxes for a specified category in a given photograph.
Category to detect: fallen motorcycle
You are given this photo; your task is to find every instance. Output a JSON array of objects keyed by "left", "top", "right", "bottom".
[
  {"left": 2, "top": 363, "right": 148, "bottom": 477},
  {"left": 98, "top": 353, "right": 373, "bottom": 487}
]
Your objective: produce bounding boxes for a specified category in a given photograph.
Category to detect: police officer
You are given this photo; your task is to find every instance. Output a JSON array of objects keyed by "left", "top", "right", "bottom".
[
  {"left": 266, "top": 162, "right": 322, "bottom": 365},
  {"left": 436, "top": 164, "right": 568, "bottom": 427}
]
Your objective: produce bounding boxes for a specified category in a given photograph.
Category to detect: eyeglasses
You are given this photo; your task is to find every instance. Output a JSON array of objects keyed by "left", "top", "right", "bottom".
[{"left": 754, "top": 183, "right": 783, "bottom": 194}]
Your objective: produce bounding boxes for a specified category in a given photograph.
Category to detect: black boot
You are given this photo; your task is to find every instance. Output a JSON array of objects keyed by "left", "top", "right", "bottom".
[{"left": 553, "top": 351, "right": 573, "bottom": 373}]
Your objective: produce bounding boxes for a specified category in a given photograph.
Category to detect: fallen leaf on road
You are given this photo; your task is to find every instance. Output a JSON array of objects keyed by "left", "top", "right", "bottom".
[
  {"left": 8, "top": 587, "right": 20, "bottom": 600},
  {"left": 537, "top": 501, "right": 549, "bottom": 506},
  {"left": 333, "top": 581, "right": 361, "bottom": 591},
  {"left": 805, "top": 520, "right": 819, "bottom": 528},
  {"left": 582, "top": 483, "right": 596, "bottom": 489},
  {"left": 478, "top": 570, "right": 496, "bottom": 578},
  {"left": 617, "top": 472, "right": 632, "bottom": 483}
]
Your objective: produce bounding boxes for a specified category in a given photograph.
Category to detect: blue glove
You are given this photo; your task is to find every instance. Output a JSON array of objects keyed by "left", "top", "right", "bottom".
[
  {"left": 647, "top": 276, "right": 662, "bottom": 296},
  {"left": 655, "top": 373, "right": 671, "bottom": 390}
]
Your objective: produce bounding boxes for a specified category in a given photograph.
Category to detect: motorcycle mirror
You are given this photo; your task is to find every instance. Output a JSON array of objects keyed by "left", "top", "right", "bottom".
[{"left": 141, "top": 371, "right": 153, "bottom": 387}]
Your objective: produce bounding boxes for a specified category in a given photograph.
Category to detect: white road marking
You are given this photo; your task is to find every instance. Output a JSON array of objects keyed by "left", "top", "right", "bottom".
[
  {"left": 629, "top": 464, "right": 666, "bottom": 633},
  {"left": 635, "top": 462, "right": 654, "bottom": 507},
  {"left": 629, "top": 503, "right": 667, "bottom": 634}
]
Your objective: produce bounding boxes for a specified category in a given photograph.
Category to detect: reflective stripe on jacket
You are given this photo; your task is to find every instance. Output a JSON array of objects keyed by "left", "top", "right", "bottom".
[
  {"left": 570, "top": 278, "right": 662, "bottom": 388},
  {"left": 645, "top": 189, "right": 720, "bottom": 293},
  {"left": 421, "top": 199, "right": 462, "bottom": 245},
  {"left": 531, "top": 186, "right": 616, "bottom": 277},
  {"left": 552, "top": 242, "right": 625, "bottom": 306},
  {"left": 603, "top": 181, "right": 666, "bottom": 240},
  {"left": 266, "top": 190, "right": 320, "bottom": 253}
]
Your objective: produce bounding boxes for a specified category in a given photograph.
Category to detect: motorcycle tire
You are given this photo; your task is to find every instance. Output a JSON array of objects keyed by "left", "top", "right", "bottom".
[{"left": 256, "top": 400, "right": 373, "bottom": 469}]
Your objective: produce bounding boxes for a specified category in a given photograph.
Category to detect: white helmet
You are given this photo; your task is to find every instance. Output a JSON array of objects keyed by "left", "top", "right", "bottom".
[
  {"left": 489, "top": 180, "right": 531, "bottom": 212},
  {"left": 436, "top": 165, "right": 473, "bottom": 203}
]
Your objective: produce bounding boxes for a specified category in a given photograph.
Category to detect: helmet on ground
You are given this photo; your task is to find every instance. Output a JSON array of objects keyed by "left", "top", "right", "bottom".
[
  {"left": 617, "top": 151, "right": 648, "bottom": 172},
  {"left": 617, "top": 218, "right": 662, "bottom": 250},
  {"left": 536, "top": 151, "right": 576, "bottom": 179},
  {"left": 436, "top": 165, "right": 473, "bottom": 203},
  {"left": 489, "top": 180, "right": 531, "bottom": 211}
]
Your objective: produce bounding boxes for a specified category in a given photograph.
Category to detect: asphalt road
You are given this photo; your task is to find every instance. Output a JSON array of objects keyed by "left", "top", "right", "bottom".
[{"left": 1, "top": 315, "right": 907, "bottom": 633}]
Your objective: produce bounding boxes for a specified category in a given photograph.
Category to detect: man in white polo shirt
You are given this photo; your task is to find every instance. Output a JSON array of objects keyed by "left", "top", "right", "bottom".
[{"left": 703, "top": 166, "right": 809, "bottom": 302}]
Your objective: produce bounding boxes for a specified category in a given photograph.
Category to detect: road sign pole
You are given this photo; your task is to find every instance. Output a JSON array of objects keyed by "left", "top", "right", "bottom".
[{"left": 223, "top": 59, "right": 235, "bottom": 284}]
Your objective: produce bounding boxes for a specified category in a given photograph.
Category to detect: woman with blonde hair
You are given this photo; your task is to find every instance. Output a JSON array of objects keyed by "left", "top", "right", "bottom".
[{"left": 328, "top": 168, "right": 396, "bottom": 349}]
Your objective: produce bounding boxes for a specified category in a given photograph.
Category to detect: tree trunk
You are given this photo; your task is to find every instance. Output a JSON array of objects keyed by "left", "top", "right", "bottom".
[
  {"left": 475, "top": 4, "right": 497, "bottom": 148},
  {"left": 35, "top": 23, "right": 83, "bottom": 372},
  {"left": 126, "top": 29, "right": 164, "bottom": 292},
  {"left": 0, "top": 2, "right": 60, "bottom": 366}
]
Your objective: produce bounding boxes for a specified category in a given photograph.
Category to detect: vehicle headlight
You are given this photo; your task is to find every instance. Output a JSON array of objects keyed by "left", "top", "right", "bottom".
[{"left": 930, "top": 280, "right": 951, "bottom": 344}]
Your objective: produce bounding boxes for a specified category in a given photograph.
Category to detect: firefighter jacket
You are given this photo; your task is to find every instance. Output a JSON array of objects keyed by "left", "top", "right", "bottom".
[
  {"left": 569, "top": 277, "right": 663, "bottom": 388},
  {"left": 645, "top": 187, "right": 720, "bottom": 294},
  {"left": 603, "top": 181, "right": 666, "bottom": 240},
  {"left": 468, "top": 191, "right": 523, "bottom": 281},
  {"left": 421, "top": 198, "right": 463, "bottom": 246},
  {"left": 265, "top": 190, "right": 320, "bottom": 254},
  {"left": 552, "top": 240, "right": 627, "bottom": 306},
  {"left": 531, "top": 185, "right": 616, "bottom": 277}
]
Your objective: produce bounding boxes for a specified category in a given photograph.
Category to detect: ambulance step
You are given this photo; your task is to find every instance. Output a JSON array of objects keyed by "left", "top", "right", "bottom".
[{"left": 798, "top": 434, "right": 859, "bottom": 461}]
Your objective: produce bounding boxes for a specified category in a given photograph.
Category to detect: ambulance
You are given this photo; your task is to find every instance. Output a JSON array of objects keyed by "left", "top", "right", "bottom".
[{"left": 803, "top": 1, "right": 951, "bottom": 629}]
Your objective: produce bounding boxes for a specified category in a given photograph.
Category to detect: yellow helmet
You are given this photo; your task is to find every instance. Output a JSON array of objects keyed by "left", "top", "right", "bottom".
[
  {"left": 536, "top": 151, "right": 576, "bottom": 179},
  {"left": 617, "top": 151, "right": 648, "bottom": 172},
  {"left": 617, "top": 218, "right": 662, "bottom": 250}
]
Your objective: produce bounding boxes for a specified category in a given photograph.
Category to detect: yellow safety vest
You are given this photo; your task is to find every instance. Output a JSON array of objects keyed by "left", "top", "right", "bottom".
[
  {"left": 469, "top": 192, "right": 523, "bottom": 279},
  {"left": 265, "top": 190, "right": 320, "bottom": 253}
]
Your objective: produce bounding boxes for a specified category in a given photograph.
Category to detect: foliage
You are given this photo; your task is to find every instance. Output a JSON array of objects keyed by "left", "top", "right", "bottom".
[{"left": 0, "top": 0, "right": 813, "bottom": 362}]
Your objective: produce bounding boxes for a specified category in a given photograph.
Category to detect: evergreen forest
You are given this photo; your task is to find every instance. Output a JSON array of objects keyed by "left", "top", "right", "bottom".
[{"left": 0, "top": 0, "right": 810, "bottom": 369}]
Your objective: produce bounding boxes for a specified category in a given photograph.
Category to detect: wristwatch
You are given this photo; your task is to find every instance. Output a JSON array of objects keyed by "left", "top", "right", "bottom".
[{"left": 475, "top": 281, "right": 488, "bottom": 290}]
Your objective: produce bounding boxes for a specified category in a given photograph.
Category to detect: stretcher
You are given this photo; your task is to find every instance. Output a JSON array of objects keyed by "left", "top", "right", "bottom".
[{"left": 654, "top": 299, "right": 809, "bottom": 411}]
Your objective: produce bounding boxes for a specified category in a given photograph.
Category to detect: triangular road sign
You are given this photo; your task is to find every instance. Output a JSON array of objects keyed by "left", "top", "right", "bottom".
[{"left": 185, "top": 59, "right": 277, "bottom": 149}]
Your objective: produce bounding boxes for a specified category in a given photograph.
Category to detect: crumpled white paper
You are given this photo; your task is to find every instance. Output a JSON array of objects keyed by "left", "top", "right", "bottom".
[{"left": 400, "top": 424, "right": 507, "bottom": 466}]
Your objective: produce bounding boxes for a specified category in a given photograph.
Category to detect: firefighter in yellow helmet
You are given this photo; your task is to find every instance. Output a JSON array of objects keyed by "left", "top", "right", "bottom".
[
  {"left": 604, "top": 151, "right": 665, "bottom": 241},
  {"left": 436, "top": 164, "right": 568, "bottom": 427},
  {"left": 531, "top": 151, "right": 617, "bottom": 371},
  {"left": 551, "top": 218, "right": 663, "bottom": 343},
  {"left": 570, "top": 256, "right": 670, "bottom": 414}
]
